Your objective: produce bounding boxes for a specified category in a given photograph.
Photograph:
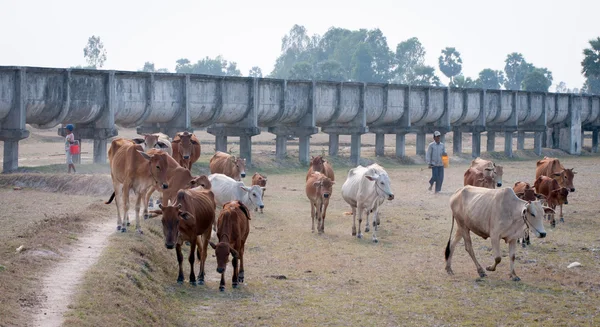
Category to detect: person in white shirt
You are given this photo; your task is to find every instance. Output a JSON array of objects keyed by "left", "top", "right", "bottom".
[
  {"left": 64, "top": 124, "right": 76, "bottom": 173},
  {"left": 426, "top": 131, "right": 446, "bottom": 193}
]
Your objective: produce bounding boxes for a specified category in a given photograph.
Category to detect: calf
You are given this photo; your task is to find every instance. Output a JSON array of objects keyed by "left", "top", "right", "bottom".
[
  {"left": 534, "top": 176, "right": 570, "bottom": 228},
  {"left": 305, "top": 172, "right": 335, "bottom": 234},
  {"left": 306, "top": 155, "right": 335, "bottom": 181},
  {"left": 463, "top": 167, "right": 495, "bottom": 189},
  {"left": 159, "top": 188, "right": 216, "bottom": 285},
  {"left": 209, "top": 200, "right": 251, "bottom": 291},
  {"left": 172, "top": 131, "right": 201, "bottom": 170},
  {"left": 251, "top": 172, "right": 268, "bottom": 213},
  {"left": 209, "top": 151, "right": 247, "bottom": 181}
]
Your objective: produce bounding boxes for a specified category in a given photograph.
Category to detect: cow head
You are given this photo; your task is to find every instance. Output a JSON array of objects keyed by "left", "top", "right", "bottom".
[
  {"left": 522, "top": 201, "right": 552, "bottom": 238},
  {"left": 515, "top": 184, "right": 545, "bottom": 202},
  {"left": 193, "top": 175, "right": 212, "bottom": 190},
  {"left": 310, "top": 155, "right": 326, "bottom": 172},
  {"left": 552, "top": 168, "right": 576, "bottom": 192},
  {"left": 172, "top": 131, "right": 199, "bottom": 161},
  {"left": 230, "top": 156, "right": 247, "bottom": 179},
  {"left": 365, "top": 172, "right": 395, "bottom": 201},
  {"left": 476, "top": 174, "right": 496, "bottom": 189},
  {"left": 252, "top": 172, "right": 267, "bottom": 188},
  {"left": 138, "top": 150, "right": 170, "bottom": 190},
  {"left": 159, "top": 201, "right": 194, "bottom": 249},
  {"left": 209, "top": 241, "right": 238, "bottom": 274},
  {"left": 551, "top": 187, "right": 570, "bottom": 205},
  {"left": 240, "top": 184, "right": 265, "bottom": 210},
  {"left": 493, "top": 165, "right": 503, "bottom": 187},
  {"left": 313, "top": 176, "right": 335, "bottom": 200}
]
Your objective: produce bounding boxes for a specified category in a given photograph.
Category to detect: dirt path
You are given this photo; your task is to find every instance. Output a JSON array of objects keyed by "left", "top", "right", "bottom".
[{"left": 33, "top": 219, "right": 115, "bottom": 327}]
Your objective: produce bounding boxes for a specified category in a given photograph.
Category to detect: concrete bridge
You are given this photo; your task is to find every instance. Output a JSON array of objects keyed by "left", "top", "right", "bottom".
[{"left": 1, "top": 66, "right": 600, "bottom": 172}]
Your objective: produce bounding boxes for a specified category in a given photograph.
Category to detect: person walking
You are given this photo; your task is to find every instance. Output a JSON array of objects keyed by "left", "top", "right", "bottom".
[
  {"left": 64, "top": 124, "right": 77, "bottom": 173},
  {"left": 426, "top": 131, "right": 446, "bottom": 193}
]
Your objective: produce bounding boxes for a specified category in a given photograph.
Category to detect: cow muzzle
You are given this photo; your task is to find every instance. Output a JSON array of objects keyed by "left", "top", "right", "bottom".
[
  {"left": 241, "top": 173, "right": 246, "bottom": 178},
  {"left": 570, "top": 188, "right": 575, "bottom": 192},
  {"left": 161, "top": 183, "right": 168, "bottom": 189},
  {"left": 497, "top": 182, "right": 502, "bottom": 187},
  {"left": 564, "top": 200, "right": 568, "bottom": 205},
  {"left": 259, "top": 204, "right": 264, "bottom": 209},
  {"left": 217, "top": 267, "right": 225, "bottom": 274},
  {"left": 324, "top": 193, "right": 330, "bottom": 198},
  {"left": 388, "top": 194, "right": 395, "bottom": 200},
  {"left": 165, "top": 243, "right": 174, "bottom": 249},
  {"left": 539, "top": 232, "right": 546, "bottom": 238},
  {"left": 183, "top": 155, "right": 190, "bottom": 160}
]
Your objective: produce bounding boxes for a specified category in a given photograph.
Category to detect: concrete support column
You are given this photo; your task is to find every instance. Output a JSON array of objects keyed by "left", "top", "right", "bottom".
[
  {"left": 472, "top": 132, "right": 481, "bottom": 158},
  {"left": 581, "top": 130, "right": 586, "bottom": 149},
  {"left": 93, "top": 139, "right": 107, "bottom": 164},
  {"left": 487, "top": 131, "right": 496, "bottom": 152},
  {"left": 3, "top": 141, "right": 19, "bottom": 173},
  {"left": 240, "top": 135, "right": 252, "bottom": 166},
  {"left": 395, "top": 133, "right": 406, "bottom": 158},
  {"left": 593, "top": 129, "right": 599, "bottom": 153},
  {"left": 517, "top": 131, "right": 525, "bottom": 150},
  {"left": 328, "top": 134, "right": 339, "bottom": 156},
  {"left": 299, "top": 136, "right": 310, "bottom": 165},
  {"left": 275, "top": 135, "right": 287, "bottom": 158},
  {"left": 534, "top": 132, "right": 543, "bottom": 156},
  {"left": 504, "top": 132, "right": 514, "bottom": 158},
  {"left": 551, "top": 128, "right": 559, "bottom": 149},
  {"left": 416, "top": 132, "right": 426, "bottom": 156},
  {"left": 350, "top": 134, "right": 361, "bottom": 165},
  {"left": 375, "top": 133, "right": 385, "bottom": 156},
  {"left": 453, "top": 131, "right": 462, "bottom": 155},
  {"left": 215, "top": 135, "right": 227, "bottom": 153},
  {"left": 542, "top": 130, "right": 548, "bottom": 148}
]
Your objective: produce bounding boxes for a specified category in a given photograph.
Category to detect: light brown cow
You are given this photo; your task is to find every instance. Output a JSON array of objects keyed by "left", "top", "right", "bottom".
[
  {"left": 132, "top": 133, "right": 173, "bottom": 156},
  {"left": 209, "top": 151, "right": 247, "bottom": 181},
  {"left": 534, "top": 175, "right": 570, "bottom": 228},
  {"left": 209, "top": 200, "right": 251, "bottom": 291},
  {"left": 107, "top": 138, "right": 172, "bottom": 233},
  {"left": 171, "top": 131, "right": 201, "bottom": 170},
  {"left": 535, "top": 157, "right": 576, "bottom": 192},
  {"left": 159, "top": 188, "right": 216, "bottom": 285},
  {"left": 471, "top": 157, "right": 504, "bottom": 187},
  {"left": 306, "top": 155, "right": 335, "bottom": 181},
  {"left": 306, "top": 172, "right": 335, "bottom": 234},
  {"left": 251, "top": 172, "right": 268, "bottom": 213},
  {"left": 446, "top": 186, "right": 553, "bottom": 281},
  {"left": 463, "top": 167, "right": 495, "bottom": 189}
]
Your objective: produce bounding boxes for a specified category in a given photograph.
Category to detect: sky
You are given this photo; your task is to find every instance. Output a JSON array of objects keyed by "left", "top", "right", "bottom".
[{"left": 1, "top": 0, "right": 599, "bottom": 90}]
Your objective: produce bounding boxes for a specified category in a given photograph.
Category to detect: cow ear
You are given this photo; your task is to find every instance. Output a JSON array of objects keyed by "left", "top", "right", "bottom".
[
  {"left": 132, "top": 138, "right": 145, "bottom": 144},
  {"left": 230, "top": 247, "right": 239, "bottom": 259},
  {"left": 240, "top": 185, "right": 251, "bottom": 192},
  {"left": 365, "top": 174, "right": 377, "bottom": 181},
  {"left": 209, "top": 241, "right": 217, "bottom": 250},
  {"left": 552, "top": 172, "right": 562, "bottom": 177},
  {"left": 156, "top": 141, "right": 168, "bottom": 148},
  {"left": 138, "top": 150, "right": 152, "bottom": 160},
  {"left": 179, "top": 211, "right": 192, "bottom": 220},
  {"left": 158, "top": 204, "right": 164, "bottom": 210},
  {"left": 543, "top": 206, "right": 556, "bottom": 214},
  {"left": 572, "top": 170, "right": 577, "bottom": 174},
  {"left": 191, "top": 139, "right": 199, "bottom": 145},
  {"left": 261, "top": 187, "right": 266, "bottom": 192}
]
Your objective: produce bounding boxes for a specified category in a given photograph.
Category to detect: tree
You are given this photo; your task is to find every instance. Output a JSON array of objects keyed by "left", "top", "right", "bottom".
[
  {"left": 174, "top": 56, "right": 241, "bottom": 76},
  {"left": 270, "top": 25, "right": 317, "bottom": 78},
  {"left": 522, "top": 68, "right": 552, "bottom": 92},
  {"left": 289, "top": 62, "right": 313, "bottom": 80},
  {"left": 583, "top": 77, "right": 600, "bottom": 95},
  {"left": 225, "top": 61, "right": 241, "bottom": 76},
  {"left": 175, "top": 58, "right": 192, "bottom": 73},
  {"left": 394, "top": 37, "right": 426, "bottom": 84},
  {"left": 555, "top": 81, "right": 568, "bottom": 93},
  {"left": 350, "top": 43, "right": 375, "bottom": 82},
  {"left": 248, "top": 66, "right": 263, "bottom": 77},
  {"left": 438, "top": 47, "right": 463, "bottom": 84},
  {"left": 476, "top": 69, "right": 504, "bottom": 89},
  {"left": 83, "top": 35, "right": 107, "bottom": 69},
  {"left": 450, "top": 74, "right": 477, "bottom": 88},
  {"left": 315, "top": 60, "right": 345, "bottom": 81},
  {"left": 582, "top": 37, "right": 600, "bottom": 78},
  {"left": 364, "top": 28, "right": 394, "bottom": 83},
  {"left": 141, "top": 62, "right": 155, "bottom": 72},
  {"left": 411, "top": 65, "right": 441, "bottom": 86},
  {"left": 504, "top": 53, "right": 532, "bottom": 90}
]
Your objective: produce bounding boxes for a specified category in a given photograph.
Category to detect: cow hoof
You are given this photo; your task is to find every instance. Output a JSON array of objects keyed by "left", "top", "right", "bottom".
[
  {"left": 352, "top": 231, "right": 356, "bottom": 236},
  {"left": 560, "top": 218, "right": 565, "bottom": 223},
  {"left": 144, "top": 214, "right": 150, "bottom": 220},
  {"left": 137, "top": 230, "right": 144, "bottom": 235},
  {"left": 121, "top": 228, "right": 127, "bottom": 233},
  {"left": 232, "top": 283, "right": 238, "bottom": 289},
  {"left": 219, "top": 286, "right": 225, "bottom": 292},
  {"left": 522, "top": 242, "right": 526, "bottom": 248},
  {"left": 127, "top": 222, "right": 131, "bottom": 226},
  {"left": 117, "top": 226, "right": 121, "bottom": 231},
  {"left": 197, "top": 280, "right": 204, "bottom": 285},
  {"left": 512, "top": 276, "right": 521, "bottom": 282},
  {"left": 190, "top": 281, "right": 197, "bottom": 286},
  {"left": 365, "top": 227, "right": 370, "bottom": 233},
  {"left": 372, "top": 239, "right": 379, "bottom": 243},
  {"left": 357, "top": 234, "right": 363, "bottom": 239},
  {"left": 177, "top": 280, "right": 183, "bottom": 285},
  {"left": 478, "top": 271, "right": 487, "bottom": 278},
  {"left": 445, "top": 269, "right": 454, "bottom": 276}
]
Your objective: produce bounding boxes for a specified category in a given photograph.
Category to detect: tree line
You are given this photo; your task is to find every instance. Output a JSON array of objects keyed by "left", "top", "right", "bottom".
[{"left": 78, "top": 27, "right": 600, "bottom": 94}]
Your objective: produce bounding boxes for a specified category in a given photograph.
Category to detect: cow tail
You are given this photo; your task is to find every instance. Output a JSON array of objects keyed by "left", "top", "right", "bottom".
[
  {"left": 105, "top": 192, "right": 116, "bottom": 204},
  {"left": 445, "top": 215, "right": 455, "bottom": 261}
]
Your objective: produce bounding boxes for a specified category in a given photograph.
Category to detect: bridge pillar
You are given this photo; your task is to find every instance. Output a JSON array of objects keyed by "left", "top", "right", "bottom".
[
  {"left": 269, "top": 126, "right": 319, "bottom": 164},
  {"left": 299, "top": 136, "right": 311, "bottom": 165},
  {"left": 416, "top": 132, "right": 426, "bottom": 156},
  {"left": 350, "top": 134, "right": 362, "bottom": 165},
  {"left": 328, "top": 134, "right": 339, "bottom": 156},
  {"left": 275, "top": 135, "right": 287, "bottom": 159},
  {"left": 559, "top": 95, "right": 582, "bottom": 154},
  {"left": 504, "top": 132, "right": 514, "bottom": 158},
  {"left": 593, "top": 129, "right": 599, "bottom": 153},
  {"left": 215, "top": 135, "right": 227, "bottom": 153},
  {"left": 395, "top": 133, "right": 406, "bottom": 158},
  {"left": 534, "top": 132, "right": 543, "bottom": 155},
  {"left": 1, "top": 68, "right": 30, "bottom": 172},
  {"left": 517, "top": 131, "right": 525, "bottom": 150},
  {"left": 472, "top": 132, "right": 481, "bottom": 158},
  {"left": 452, "top": 130, "right": 462, "bottom": 155},
  {"left": 375, "top": 133, "right": 385, "bottom": 156},
  {"left": 487, "top": 132, "right": 496, "bottom": 152},
  {"left": 240, "top": 135, "right": 252, "bottom": 164}
]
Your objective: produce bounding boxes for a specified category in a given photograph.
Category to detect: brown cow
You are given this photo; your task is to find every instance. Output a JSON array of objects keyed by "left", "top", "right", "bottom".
[
  {"left": 534, "top": 175, "right": 570, "bottom": 228},
  {"left": 471, "top": 157, "right": 504, "bottom": 187},
  {"left": 306, "top": 172, "right": 335, "bottom": 234},
  {"left": 107, "top": 138, "right": 172, "bottom": 233},
  {"left": 171, "top": 131, "right": 201, "bottom": 170},
  {"left": 535, "top": 157, "right": 576, "bottom": 192},
  {"left": 159, "top": 188, "right": 216, "bottom": 285},
  {"left": 463, "top": 167, "right": 495, "bottom": 188},
  {"left": 209, "top": 151, "right": 247, "bottom": 181},
  {"left": 251, "top": 172, "right": 268, "bottom": 213},
  {"left": 306, "top": 155, "right": 335, "bottom": 181},
  {"left": 209, "top": 200, "right": 251, "bottom": 291}
]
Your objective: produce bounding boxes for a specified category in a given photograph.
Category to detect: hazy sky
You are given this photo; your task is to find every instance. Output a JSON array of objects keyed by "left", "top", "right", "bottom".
[{"left": 1, "top": 0, "right": 598, "bottom": 90}]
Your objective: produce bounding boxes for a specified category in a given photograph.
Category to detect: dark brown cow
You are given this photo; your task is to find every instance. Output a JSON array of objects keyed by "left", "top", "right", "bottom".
[
  {"left": 535, "top": 157, "right": 576, "bottom": 192},
  {"left": 171, "top": 131, "right": 201, "bottom": 170},
  {"left": 306, "top": 155, "right": 335, "bottom": 181},
  {"left": 159, "top": 188, "right": 216, "bottom": 285},
  {"left": 534, "top": 175, "right": 570, "bottom": 228},
  {"left": 107, "top": 138, "right": 172, "bottom": 233},
  {"left": 209, "top": 200, "right": 251, "bottom": 291},
  {"left": 306, "top": 172, "right": 335, "bottom": 234},
  {"left": 463, "top": 167, "right": 495, "bottom": 188},
  {"left": 251, "top": 172, "right": 267, "bottom": 213},
  {"left": 209, "top": 151, "right": 247, "bottom": 181}
]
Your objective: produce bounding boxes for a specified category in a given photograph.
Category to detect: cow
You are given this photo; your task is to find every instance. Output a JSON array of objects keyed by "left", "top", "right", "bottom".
[
  {"left": 207, "top": 174, "right": 264, "bottom": 231},
  {"left": 209, "top": 151, "right": 247, "bottom": 181},
  {"left": 251, "top": 172, "right": 268, "bottom": 213},
  {"left": 107, "top": 138, "right": 172, "bottom": 233},
  {"left": 209, "top": 200, "right": 251, "bottom": 291},
  {"left": 132, "top": 133, "right": 173, "bottom": 156},
  {"left": 445, "top": 186, "right": 554, "bottom": 281},
  {"left": 534, "top": 175, "right": 570, "bottom": 228},
  {"left": 341, "top": 163, "right": 395, "bottom": 243},
  {"left": 463, "top": 167, "right": 495, "bottom": 188},
  {"left": 470, "top": 157, "right": 504, "bottom": 187},
  {"left": 305, "top": 172, "right": 335, "bottom": 234},
  {"left": 513, "top": 182, "right": 546, "bottom": 247},
  {"left": 535, "top": 157, "right": 576, "bottom": 192},
  {"left": 159, "top": 187, "right": 216, "bottom": 285},
  {"left": 306, "top": 155, "right": 335, "bottom": 181},
  {"left": 171, "top": 131, "right": 201, "bottom": 170}
]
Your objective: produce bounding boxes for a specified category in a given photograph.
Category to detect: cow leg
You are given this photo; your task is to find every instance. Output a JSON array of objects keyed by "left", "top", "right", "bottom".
[
  {"left": 188, "top": 240, "right": 197, "bottom": 285},
  {"left": 176, "top": 243, "right": 184, "bottom": 284},
  {"left": 550, "top": 209, "right": 556, "bottom": 228},
  {"left": 445, "top": 228, "right": 463, "bottom": 275},
  {"left": 357, "top": 206, "right": 364, "bottom": 239},
  {"left": 198, "top": 232, "right": 210, "bottom": 285},
  {"left": 311, "top": 201, "right": 316, "bottom": 233},
  {"left": 219, "top": 272, "right": 226, "bottom": 292},
  {"left": 321, "top": 198, "right": 329, "bottom": 234},
  {"left": 351, "top": 207, "right": 357, "bottom": 236},
  {"left": 134, "top": 193, "right": 143, "bottom": 234},
  {"left": 112, "top": 181, "right": 124, "bottom": 231},
  {"left": 486, "top": 238, "right": 502, "bottom": 272},
  {"left": 559, "top": 204, "right": 564, "bottom": 223},
  {"left": 462, "top": 231, "right": 486, "bottom": 277},
  {"left": 364, "top": 208, "right": 371, "bottom": 233},
  {"left": 508, "top": 240, "right": 520, "bottom": 281},
  {"left": 121, "top": 184, "right": 132, "bottom": 232},
  {"left": 317, "top": 202, "right": 324, "bottom": 235},
  {"left": 143, "top": 187, "right": 155, "bottom": 219},
  {"left": 232, "top": 255, "right": 239, "bottom": 289},
  {"left": 238, "top": 245, "right": 245, "bottom": 283}
]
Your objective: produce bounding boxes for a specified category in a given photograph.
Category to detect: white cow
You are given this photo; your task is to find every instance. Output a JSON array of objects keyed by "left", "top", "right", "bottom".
[
  {"left": 341, "top": 163, "right": 395, "bottom": 243},
  {"left": 445, "top": 186, "right": 554, "bottom": 281},
  {"left": 132, "top": 133, "right": 173, "bottom": 156},
  {"left": 207, "top": 173, "right": 265, "bottom": 213}
]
